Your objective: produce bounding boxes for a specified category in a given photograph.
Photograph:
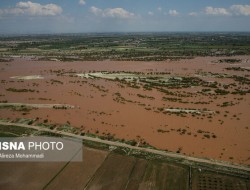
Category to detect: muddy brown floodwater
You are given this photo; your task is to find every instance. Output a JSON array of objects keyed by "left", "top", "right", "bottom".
[{"left": 0, "top": 56, "right": 249, "bottom": 165}]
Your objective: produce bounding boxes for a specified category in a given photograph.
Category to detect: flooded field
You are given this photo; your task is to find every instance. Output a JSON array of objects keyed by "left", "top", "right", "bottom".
[{"left": 0, "top": 56, "right": 249, "bottom": 165}]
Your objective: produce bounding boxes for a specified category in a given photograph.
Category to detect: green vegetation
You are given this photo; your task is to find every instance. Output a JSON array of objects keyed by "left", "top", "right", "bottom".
[
  {"left": 50, "top": 79, "right": 63, "bottom": 85},
  {"left": 1, "top": 33, "right": 250, "bottom": 61},
  {"left": 56, "top": 123, "right": 81, "bottom": 134},
  {"left": 6, "top": 88, "right": 36, "bottom": 93},
  {"left": 217, "top": 59, "right": 241, "bottom": 63},
  {"left": 215, "top": 89, "right": 230, "bottom": 95},
  {"left": 0, "top": 124, "right": 36, "bottom": 137},
  {"left": 225, "top": 67, "right": 250, "bottom": 72},
  {"left": 0, "top": 104, "right": 34, "bottom": 112},
  {"left": 137, "top": 94, "right": 155, "bottom": 100}
]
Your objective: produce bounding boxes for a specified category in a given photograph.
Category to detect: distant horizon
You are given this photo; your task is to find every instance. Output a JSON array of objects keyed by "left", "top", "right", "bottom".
[
  {"left": 1, "top": 1, "right": 250, "bottom": 34},
  {"left": 1, "top": 31, "right": 250, "bottom": 37}
]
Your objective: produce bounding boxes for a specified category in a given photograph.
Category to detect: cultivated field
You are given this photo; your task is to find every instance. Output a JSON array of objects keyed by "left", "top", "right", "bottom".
[
  {"left": 192, "top": 169, "right": 248, "bottom": 190},
  {"left": 0, "top": 146, "right": 248, "bottom": 190}
]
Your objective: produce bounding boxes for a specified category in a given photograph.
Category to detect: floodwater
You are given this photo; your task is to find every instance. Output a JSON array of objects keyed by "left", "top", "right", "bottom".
[{"left": 0, "top": 56, "right": 249, "bottom": 165}]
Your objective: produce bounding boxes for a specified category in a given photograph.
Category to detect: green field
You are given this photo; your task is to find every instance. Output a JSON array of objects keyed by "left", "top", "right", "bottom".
[{"left": 1, "top": 32, "right": 250, "bottom": 61}]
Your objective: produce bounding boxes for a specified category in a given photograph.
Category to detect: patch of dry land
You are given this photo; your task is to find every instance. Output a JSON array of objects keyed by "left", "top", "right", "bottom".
[{"left": 0, "top": 56, "right": 249, "bottom": 165}]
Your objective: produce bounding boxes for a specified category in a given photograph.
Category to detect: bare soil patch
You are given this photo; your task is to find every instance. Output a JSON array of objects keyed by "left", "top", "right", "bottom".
[
  {"left": 0, "top": 162, "right": 67, "bottom": 190},
  {"left": 85, "top": 153, "right": 136, "bottom": 190},
  {"left": 46, "top": 147, "right": 108, "bottom": 190}
]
